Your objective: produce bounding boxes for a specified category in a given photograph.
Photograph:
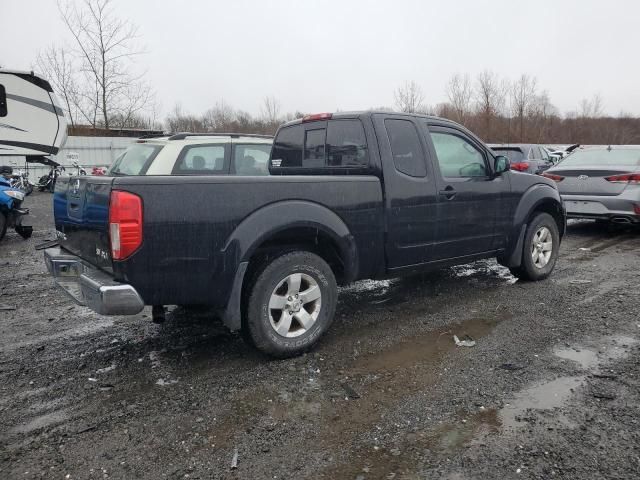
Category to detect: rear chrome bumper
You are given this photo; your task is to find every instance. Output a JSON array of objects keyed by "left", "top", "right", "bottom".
[{"left": 44, "top": 247, "right": 144, "bottom": 315}]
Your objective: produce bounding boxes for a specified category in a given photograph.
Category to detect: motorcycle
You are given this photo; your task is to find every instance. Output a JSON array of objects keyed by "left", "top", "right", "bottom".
[
  {"left": 37, "top": 164, "right": 65, "bottom": 192},
  {"left": 0, "top": 167, "right": 32, "bottom": 241},
  {"left": 9, "top": 169, "right": 34, "bottom": 196}
]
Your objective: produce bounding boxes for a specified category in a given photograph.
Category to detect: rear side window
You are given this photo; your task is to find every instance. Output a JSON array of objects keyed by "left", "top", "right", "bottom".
[
  {"left": 0, "top": 85, "right": 7, "bottom": 117},
  {"left": 109, "top": 143, "right": 163, "bottom": 175},
  {"left": 384, "top": 119, "right": 427, "bottom": 177},
  {"left": 271, "top": 125, "right": 304, "bottom": 167},
  {"left": 326, "top": 120, "right": 368, "bottom": 167},
  {"left": 173, "top": 144, "right": 227, "bottom": 174},
  {"left": 304, "top": 128, "right": 326, "bottom": 168},
  {"left": 232, "top": 144, "right": 271, "bottom": 175}
]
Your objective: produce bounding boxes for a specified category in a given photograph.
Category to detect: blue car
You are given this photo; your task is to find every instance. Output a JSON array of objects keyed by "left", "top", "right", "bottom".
[{"left": 0, "top": 166, "right": 32, "bottom": 241}]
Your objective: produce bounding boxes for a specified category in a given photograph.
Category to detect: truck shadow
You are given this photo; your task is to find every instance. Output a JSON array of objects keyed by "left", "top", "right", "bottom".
[{"left": 567, "top": 219, "right": 639, "bottom": 240}]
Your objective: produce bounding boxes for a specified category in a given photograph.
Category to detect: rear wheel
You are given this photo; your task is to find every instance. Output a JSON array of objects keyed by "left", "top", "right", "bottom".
[
  {"left": 510, "top": 212, "right": 559, "bottom": 281},
  {"left": 244, "top": 251, "right": 337, "bottom": 358}
]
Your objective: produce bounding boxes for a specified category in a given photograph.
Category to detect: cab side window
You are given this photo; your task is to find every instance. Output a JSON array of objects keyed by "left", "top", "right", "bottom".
[
  {"left": 430, "top": 132, "right": 488, "bottom": 178},
  {"left": 384, "top": 119, "right": 427, "bottom": 177}
]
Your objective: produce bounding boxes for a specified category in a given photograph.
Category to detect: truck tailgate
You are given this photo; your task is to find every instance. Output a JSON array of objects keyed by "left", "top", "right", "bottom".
[{"left": 53, "top": 175, "right": 114, "bottom": 271}]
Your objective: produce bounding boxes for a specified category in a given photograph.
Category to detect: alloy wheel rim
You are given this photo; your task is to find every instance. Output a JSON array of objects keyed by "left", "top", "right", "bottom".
[
  {"left": 268, "top": 273, "right": 322, "bottom": 338},
  {"left": 531, "top": 226, "right": 553, "bottom": 268}
]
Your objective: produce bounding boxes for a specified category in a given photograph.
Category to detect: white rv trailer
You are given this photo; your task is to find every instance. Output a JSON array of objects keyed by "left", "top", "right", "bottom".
[{"left": 0, "top": 69, "right": 68, "bottom": 158}]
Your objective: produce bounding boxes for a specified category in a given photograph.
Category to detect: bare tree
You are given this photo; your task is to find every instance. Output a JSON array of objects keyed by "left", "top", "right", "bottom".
[
  {"left": 511, "top": 74, "right": 538, "bottom": 141},
  {"left": 445, "top": 73, "right": 473, "bottom": 124},
  {"left": 36, "top": 46, "right": 80, "bottom": 127},
  {"left": 261, "top": 96, "right": 282, "bottom": 124},
  {"left": 57, "top": 0, "right": 154, "bottom": 129},
  {"left": 394, "top": 81, "right": 424, "bottom": 113},
  {"left": 474, "top": 70, "right": 507, "bottom": 140},
  {"left": 579, "top": 94, "right": 604, "bottom": 118},
  {"left": 528, "top": 91, "right": 557, "bottom": 142},
  {"left": 203, "top": 100, "right": 235, "bottom": 132}
]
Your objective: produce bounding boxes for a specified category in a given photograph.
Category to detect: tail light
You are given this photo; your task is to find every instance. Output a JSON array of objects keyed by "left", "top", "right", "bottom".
[
  {"left": 542, "top": 173, "right": 565, "bottom": 182},
  {"left": 634, "top": 204, "right": 640, "bottom": 215},
  {"left": 109, "top": 190, "right": 143, "bottom": 260},
  {"left": 302, "top": 112, "right": 332, "bottom": 122},
  {"left": 511, "top": 162, "right": 530, "bottom": 172},
  {"left": 605, "top": 173, "right": 640, "bottom": 184}
]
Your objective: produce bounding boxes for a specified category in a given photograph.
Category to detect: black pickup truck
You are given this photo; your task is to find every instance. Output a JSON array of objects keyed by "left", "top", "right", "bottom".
[{"left": 45, "top": 111, "right": 565, "bottom": 357}]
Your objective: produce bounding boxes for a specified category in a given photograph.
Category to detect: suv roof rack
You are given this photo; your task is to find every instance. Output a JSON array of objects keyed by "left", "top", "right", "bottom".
[
  {"left": 167, "top": 132, "right": 273, "bottom": 141},
  {"left": 138, "top": 133, "right": 171, "bottom": 139}
]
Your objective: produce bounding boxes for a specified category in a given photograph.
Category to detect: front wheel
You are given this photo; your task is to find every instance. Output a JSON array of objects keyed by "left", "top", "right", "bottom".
[
  {"left": 244, "top": 251, "right": 337, "bottom": 358},
  {"left": 510, "top": 212, "right": 560, "bottom": 281}
]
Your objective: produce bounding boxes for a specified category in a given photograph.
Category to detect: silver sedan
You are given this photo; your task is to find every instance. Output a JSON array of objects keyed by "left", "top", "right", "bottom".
[{"left": 544, "top": 146, "right": 640, "bottom": 225}]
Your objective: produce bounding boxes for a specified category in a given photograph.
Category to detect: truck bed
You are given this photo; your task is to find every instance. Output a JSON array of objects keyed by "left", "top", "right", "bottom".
[{"left": 54, "top": 174, "right": 385, "bottom": 307}]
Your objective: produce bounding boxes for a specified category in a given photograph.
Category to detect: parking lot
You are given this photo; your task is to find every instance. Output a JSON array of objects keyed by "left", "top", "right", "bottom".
[{"left": 1, "top": 192, "right": 639, "bottom": 479}]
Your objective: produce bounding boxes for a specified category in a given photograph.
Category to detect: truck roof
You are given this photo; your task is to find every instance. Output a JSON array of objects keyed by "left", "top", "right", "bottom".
[
  {"left": 279, "top": 111, "right": 486, "bottom": 148},
  {"left": 281, "top": 110, "right": 465, "bottom": 128}
]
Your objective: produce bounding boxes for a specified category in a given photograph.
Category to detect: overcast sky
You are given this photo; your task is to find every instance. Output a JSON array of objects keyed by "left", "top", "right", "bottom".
[{"left": 2, "top": 0, "right": 639, "bottom": 118}]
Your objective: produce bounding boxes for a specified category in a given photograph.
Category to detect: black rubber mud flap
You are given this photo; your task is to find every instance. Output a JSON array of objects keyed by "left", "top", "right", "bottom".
[
  {"left": 222, "top": 261, "right": 248, "bottom": 332},
  {"left": 497, "top": 224, "right": 526, "bottom": 268}
]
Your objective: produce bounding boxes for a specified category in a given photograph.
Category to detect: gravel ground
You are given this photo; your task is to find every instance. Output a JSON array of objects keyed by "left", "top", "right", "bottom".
[{"left": 1, "top": 192, "right": 639, "bottom": 480}]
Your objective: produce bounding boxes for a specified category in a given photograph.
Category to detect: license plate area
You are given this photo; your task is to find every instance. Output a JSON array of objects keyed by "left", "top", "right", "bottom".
[{"left": 564, "top": 200, "right": 608, "bottom": 214}]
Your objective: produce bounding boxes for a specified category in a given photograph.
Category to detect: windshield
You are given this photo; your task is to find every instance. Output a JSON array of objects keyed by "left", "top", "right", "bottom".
[
  {"left": 491, "top": 148, "right": 525, "bottom": 162},
  {"left": 108, "top": 143, "right": 164, "bottom": 175},
  {"left": 560, "top": 148, "right": 640, "bottom": 167}
]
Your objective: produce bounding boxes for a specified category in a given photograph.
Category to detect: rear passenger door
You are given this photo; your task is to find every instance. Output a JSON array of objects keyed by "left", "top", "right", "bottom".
[
  {"left": 373, "top": 114, "right": 439, "bottom": 269},
  {"left": 424, "top": 124, "right": 508, "bottom": 260}
]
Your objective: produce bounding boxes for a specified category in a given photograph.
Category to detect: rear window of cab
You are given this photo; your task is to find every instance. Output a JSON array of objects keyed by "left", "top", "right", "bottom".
[{"left": 271, "top": 119, "right": 369, "bottom": 170}]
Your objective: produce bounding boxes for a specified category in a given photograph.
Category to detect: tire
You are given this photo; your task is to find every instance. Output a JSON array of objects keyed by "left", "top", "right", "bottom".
[
  {"left": 510, "top": 212, "right": 560, "bottom": 281},
  {"left": 25, "top": 183, "right": 33, "bottom": 196},
  {"left": 244, "top": 251, "right": 337, "bottom": 358},
  {"left": 0, "top": 213, "right": 7, "bottom": 241}
]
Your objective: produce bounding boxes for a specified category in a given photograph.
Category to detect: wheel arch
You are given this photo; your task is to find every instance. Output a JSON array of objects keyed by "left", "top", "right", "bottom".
[
  {"left": 220, "top": 200, "right": 358, "bottom": 331},
  {"left": 499, "top": 184, "right": 566, "bottom": 268}
]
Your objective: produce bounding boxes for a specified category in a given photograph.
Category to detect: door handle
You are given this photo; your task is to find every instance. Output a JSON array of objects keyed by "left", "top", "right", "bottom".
[{"left": 438, "top": 186, "right": 457, "bottom": 200}]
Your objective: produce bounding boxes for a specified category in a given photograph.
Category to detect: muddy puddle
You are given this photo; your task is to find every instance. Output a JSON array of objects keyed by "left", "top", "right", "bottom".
[
  {"left": 474, "top": 334, "right": 638, "bottom": 436},
  {"left": 306, "top": 313, "right": 512, "bottom": 478},
  {"left": 553, "top": 335, "right": 637, "bottom": 370},
  {"left": 352, "top": 314, "right": 509, "bottom": 374},
  {"left": 319, "top": 331, "right": 639, "bottom": 478}
]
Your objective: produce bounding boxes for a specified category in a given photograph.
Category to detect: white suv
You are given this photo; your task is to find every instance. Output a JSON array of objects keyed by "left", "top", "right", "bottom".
[{"left": 108, "top": 133, "right": 273, "bottom": 176}]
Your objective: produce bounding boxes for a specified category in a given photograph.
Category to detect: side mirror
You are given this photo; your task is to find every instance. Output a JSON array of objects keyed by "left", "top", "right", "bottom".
[{"left": 494, "top": 155, "right": 510, "bottom": 175}]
